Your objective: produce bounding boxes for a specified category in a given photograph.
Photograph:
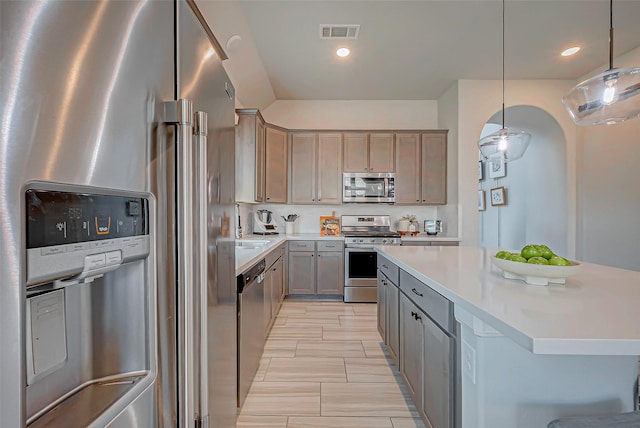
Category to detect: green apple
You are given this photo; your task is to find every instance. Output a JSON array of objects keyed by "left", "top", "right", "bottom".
[
  {"left": 549, "top": 256, "right": 571, "bottom": 266},
  {"left": 495, "top": 251, "right": 511, "bottom": 259},
  {"left": 527, "top": 256, "right": 549, "bottom": 265},
  {"left": 537, "top": 245, "right": 555, "bottom": 260},
  {"left": 521, "top": 245, "right": 541, "bottom": 260},
  {"left": 509, "top": 254, "right": 527, "bottom": 263}
]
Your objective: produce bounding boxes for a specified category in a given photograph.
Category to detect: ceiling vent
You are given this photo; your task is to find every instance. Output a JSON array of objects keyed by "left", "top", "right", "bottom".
[{"left": 320, "top": 25, "right": 360, "bottom": 39}]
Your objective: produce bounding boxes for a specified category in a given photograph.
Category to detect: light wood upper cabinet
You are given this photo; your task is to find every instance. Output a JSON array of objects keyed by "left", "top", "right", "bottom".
[
  {"left": 235, "top": 109, "right": 265, "bottom": 203},
  {"left": 369, "top": 133, "right": 395, "bottom": 172},
  {"left": 343, "top": 133, "right": 368, "bottom": 172},
  {"left": 317, "top": 133, "right": 343, "bottom": 204},
  {"left": 343, "top": 133, "right": 395, "bottom": 172},
  {"left": 395, "top": 131, "right": 447, "bottom": 205},
  {"left": 264, "top": 125, "right": 288, "bottom": 203},
  {"left": 290, "top": 132, "right": 342, "bottom": 204},
  {"left": 394, "top": 133, "right": 421, "bottom": 204},
  {"left": 290, "top": 133, "right": 316, "bottom": 203},
  {"left": 421, "top": 133, "right": 447, "bottom": 205}
]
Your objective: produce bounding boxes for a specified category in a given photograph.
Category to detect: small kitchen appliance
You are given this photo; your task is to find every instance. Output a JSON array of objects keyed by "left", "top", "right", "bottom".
[
  {"left": 424, "top": 220, "right": 443, "bottom": 235},
  {"left": 254, "top": 209, "right": 279, "bottom": 235}
]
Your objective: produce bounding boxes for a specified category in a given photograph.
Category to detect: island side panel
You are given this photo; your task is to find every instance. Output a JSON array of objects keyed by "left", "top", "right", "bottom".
[{"left": 457, "top": 310, "right": 638, "bottom": 428}]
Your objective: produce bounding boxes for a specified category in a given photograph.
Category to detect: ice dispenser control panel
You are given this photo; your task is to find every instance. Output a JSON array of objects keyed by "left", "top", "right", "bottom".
[{"left": 25, "top": 188, "right": 150, "bottom": 287}]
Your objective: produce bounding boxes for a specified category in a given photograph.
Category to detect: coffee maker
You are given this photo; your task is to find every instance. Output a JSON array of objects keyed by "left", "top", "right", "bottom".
[{"left": 254, "top": 209, "right": 279, "bottom": 235}]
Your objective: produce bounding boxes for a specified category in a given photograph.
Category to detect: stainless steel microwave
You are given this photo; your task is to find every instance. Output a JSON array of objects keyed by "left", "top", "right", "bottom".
[{"left": 343, "top": 172, "right": 395, "bottom": 203}]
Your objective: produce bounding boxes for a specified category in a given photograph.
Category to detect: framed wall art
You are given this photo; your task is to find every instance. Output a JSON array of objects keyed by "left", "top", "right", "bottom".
[
  {"left": 488, "top": 155, "right": 506, "bottom": 179},
  {"left": 478, "top": 160, "right": 484, "bottom": 181},
  {"left": 490, "top": 186, "right": 507, "bottom": 206},
  {"left": 478, "top": 190, "right": 486, "bottom": 211}
]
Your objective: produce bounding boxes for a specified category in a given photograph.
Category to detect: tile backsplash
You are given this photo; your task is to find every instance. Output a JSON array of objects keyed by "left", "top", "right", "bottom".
[{"left": 237, "top": 203, "right": 459, "bottom": 237}]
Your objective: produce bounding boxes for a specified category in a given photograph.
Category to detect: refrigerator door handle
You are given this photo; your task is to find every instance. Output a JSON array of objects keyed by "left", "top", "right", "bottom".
[
  {"left": 163, "top": 99, "right": 198, "bottom": 427},
  {"left": 193, "top": 110, "right": 209, "bottom": 426}
]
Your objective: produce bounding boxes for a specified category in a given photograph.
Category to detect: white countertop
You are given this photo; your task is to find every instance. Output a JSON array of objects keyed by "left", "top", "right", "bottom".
[
  {"left": 376, "top": 245, "right": 640, "bottom": 356},
  {"left": 235, "top": 236, "right": 287, "bottom": 275},
  {"left": 400, "top": 235, "right": 460, "bottom": 242},
  {"left": 235, "top": 234, "right": 344, "bottom": 275}
]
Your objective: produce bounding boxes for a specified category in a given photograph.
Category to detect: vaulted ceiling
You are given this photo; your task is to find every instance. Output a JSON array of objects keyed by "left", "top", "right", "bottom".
[{"left": 199, "top": 1, "right": 640, "bottom": 109}]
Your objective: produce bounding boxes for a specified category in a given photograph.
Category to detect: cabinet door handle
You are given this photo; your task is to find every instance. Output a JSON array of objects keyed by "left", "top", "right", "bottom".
[
  {"left": 411, "top": 288, "right": 423, "bottom": 297},
  {"left": 382, "top": 264, "right": 388, "bottom": 269}
]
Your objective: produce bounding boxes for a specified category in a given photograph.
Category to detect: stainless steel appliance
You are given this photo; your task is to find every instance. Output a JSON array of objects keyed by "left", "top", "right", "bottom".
[
  {"left": 424, "top": 220, "right": 444, "bottom": 235},
  {"left": 1, "top": 1, "right": 237, "bottom": 426},
  {"left": 342, "top": 215, "right": 401, "bottom": 302},
  {"left": 254, "top": 209, "right": 279, "bottom": 235},
  {"left": 236, "top": 259, "right": 266, "bottom": 407},
  {"left": 23, "top": 186, "right": 155, "bottom": 427},
  {"left": 343, "top": 172, "right": 396, "bottom": 203}
]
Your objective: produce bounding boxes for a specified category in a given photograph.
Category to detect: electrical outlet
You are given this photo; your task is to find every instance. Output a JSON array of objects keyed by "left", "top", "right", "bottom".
[{"left": 462, "top": 340, "right": 476, "bottom": 384}]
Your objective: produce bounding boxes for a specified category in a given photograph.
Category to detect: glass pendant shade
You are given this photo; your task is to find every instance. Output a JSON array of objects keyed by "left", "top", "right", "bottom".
[
  {"left": 562, "top": 67, "right": 640, "bottom": 125},
  {"left": 476, "top": 0, "right": 531, "bottom": 163},
  {"left": 478, "top": 127, "right": 531, "bottom": 162}
]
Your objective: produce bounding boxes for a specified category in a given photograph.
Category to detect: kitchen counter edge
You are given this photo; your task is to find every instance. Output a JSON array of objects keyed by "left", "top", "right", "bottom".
[{"left": 375, "top": 245, "right": 640, "bottom": 356}]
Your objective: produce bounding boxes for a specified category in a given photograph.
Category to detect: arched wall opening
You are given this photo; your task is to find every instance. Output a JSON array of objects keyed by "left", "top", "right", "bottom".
[{"left": 478, "top": 105, "right": 568, "bottom": 256}]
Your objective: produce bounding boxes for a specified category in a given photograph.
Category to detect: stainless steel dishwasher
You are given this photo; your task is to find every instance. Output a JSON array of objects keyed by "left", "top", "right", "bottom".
[{"left": 237, "top": 259, "right": 266, "bottom": 408}]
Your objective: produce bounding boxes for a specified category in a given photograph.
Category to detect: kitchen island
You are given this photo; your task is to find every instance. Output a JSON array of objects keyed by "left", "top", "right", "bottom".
[{"left": 376, "top": 245, "right": 640, "bottom": 428}]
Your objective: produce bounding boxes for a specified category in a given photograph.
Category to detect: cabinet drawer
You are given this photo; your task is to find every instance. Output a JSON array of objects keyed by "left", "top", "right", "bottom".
[
  {"left": 288, "top": 241, "right": 315, "bottom": 252},
  {"left": 265, "top": 243, "right": 286, "bottom": 268},
  {"left": 377, "top": 255, "right": 399, "bottom": 284},
  {"left": 317, "top": 241, "right": 343, "bottom": 252},
  {"left": 400, "top": 270, "right": 453, "bottom": 333}
]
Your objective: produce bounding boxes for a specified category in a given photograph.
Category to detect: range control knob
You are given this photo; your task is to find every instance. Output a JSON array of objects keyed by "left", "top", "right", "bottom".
[{"left": 359, "top": 239, "right": 364, "bottom": 243}]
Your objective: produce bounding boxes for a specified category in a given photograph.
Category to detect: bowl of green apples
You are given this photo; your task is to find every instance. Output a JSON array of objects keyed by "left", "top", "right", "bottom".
[{"left": 491, "top": 244, "right": 581, "bottom": 286}]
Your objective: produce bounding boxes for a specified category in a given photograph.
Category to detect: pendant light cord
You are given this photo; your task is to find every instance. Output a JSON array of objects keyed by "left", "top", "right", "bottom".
[
  {"left": 501, "top": 0, "right": 505, "bottom": 129},
  {"left": 608, "top": 0, "right": 614, "bottom": 70}
]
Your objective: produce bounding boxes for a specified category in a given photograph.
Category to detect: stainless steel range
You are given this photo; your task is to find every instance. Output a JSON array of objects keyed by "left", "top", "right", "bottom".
[{"left": 342, "top": 215, "right": 401, "bottom": 303}]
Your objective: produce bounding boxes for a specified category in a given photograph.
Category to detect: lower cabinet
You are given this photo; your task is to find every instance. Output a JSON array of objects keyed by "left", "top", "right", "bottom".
[
  {"left": 400, "top": 292, "right": 424, "bottom": 407},
  {"left": 288, "top": 240, "right": 344, "bottom": 296},
  {"left": 399, "top": 292, "right": 456, "bottom": 428},
  {"left": 386, "top": 278, "right": 400, "bottom": 364},
  {"left": 378, "top": 269, "right": 400, "bottom": 365},
  {"left": 271, "top": 257, "right": 285, "bottom": 319},
  {"left": 264, "top": 244, "right": 286, "bottom": 336},
  {"left": 375, "top": 262, "right": 457, "bottom": 428},
  {"left": 377, "top": 271, "right": 386, "bottom": 340}
]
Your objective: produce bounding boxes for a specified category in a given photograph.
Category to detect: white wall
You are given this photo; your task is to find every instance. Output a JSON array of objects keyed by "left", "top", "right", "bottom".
[
  {"left": 453, "top": 79, "right": 578, "bottom": 252},
  {"left": 478, "top": 107, "right": 568, "bottom": 256},
  {"left": 243, "top": 203, "right": 441, "bottom": 236},
  {"left": 574, "top": 48, "right": 640, "bottom": 270},
  {"left": 262, "top": 100, "right": 438, "bottom": 130}
]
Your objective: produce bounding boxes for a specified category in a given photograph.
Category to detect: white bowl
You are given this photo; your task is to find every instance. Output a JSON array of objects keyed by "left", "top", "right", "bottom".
[{"left": 491, "top": 256, "right": 581, "bottom": 286}]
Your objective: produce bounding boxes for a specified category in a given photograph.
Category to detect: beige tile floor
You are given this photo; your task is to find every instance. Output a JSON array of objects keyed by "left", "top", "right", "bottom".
[{"left": 237, "top": 300, "right": 425, "bottom": 428}]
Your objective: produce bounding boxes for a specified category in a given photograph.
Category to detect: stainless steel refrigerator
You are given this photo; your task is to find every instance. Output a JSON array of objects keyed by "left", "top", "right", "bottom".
[{"left": 0, "top": 0, "right": 237, "bottom": 426}]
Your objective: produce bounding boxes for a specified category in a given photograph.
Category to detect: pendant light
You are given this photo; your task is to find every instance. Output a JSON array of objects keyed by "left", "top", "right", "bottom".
[
  {"left": 562, "top": 0, "right": 640, "bottom": 126},
  {"left": 477, "top": 0, "right": 531, "bottom": 163}
]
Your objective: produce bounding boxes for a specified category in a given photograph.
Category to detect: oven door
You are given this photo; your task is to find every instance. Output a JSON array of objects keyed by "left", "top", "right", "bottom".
[{"left": 344, "top": 246, "right": 378, "bottom": 302}]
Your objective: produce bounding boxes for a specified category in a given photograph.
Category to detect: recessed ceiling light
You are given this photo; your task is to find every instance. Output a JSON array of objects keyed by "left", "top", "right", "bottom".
[
  {"left": 561, "top": 47, "right": 580, "bottom": 57},
  {"left": 336, "top": 47, "right": 350, "bottom": 57}
]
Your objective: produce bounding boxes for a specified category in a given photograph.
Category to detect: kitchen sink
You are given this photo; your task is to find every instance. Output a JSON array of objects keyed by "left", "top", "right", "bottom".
[{"left": 235, "top": 240, "right": 271, "bottom": 249}]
